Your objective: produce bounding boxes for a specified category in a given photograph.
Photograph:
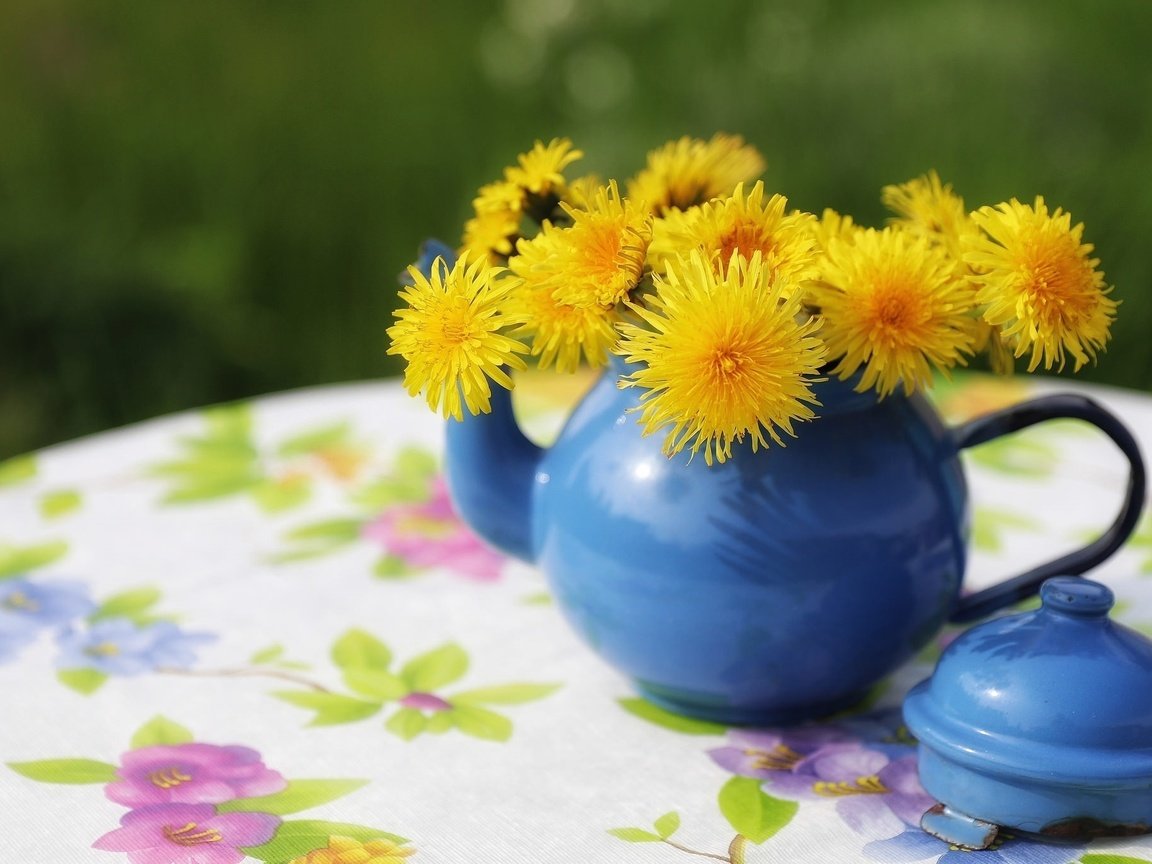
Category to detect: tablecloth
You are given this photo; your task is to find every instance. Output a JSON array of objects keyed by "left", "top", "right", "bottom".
[{"left": 2, "top": 370, "right": 1151, "bottom": 864}]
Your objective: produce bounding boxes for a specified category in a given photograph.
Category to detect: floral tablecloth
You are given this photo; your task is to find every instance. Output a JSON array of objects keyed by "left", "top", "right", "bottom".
[{"left": 2, "top": 371, "right": 1151, "bottom": 864}]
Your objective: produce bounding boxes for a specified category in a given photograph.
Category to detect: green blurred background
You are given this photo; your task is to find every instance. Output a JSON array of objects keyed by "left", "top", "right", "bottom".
[{"left": 2, "top": 0, "right": 1150, "bottom": 457}]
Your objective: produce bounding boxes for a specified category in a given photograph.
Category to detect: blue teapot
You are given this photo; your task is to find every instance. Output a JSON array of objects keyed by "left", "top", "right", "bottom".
[{"left": 444, "top": 358, "right": 1146, "bottom": 724}]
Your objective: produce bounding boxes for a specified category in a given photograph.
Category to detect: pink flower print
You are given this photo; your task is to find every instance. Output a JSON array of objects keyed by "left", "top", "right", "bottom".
[
  {"left": 362, "top": 477, "right": 505, "bottom": 582},
  {"left": 93, "top": 803, "right": 279, "bottom": 864},
  {"left": 105, "top": 743, "right": 287, "bottom": 807}
]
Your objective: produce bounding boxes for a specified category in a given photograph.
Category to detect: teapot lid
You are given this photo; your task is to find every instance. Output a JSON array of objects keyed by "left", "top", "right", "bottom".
[{"left": 904, "top": 577, "right": 1152, "bottom": 783}]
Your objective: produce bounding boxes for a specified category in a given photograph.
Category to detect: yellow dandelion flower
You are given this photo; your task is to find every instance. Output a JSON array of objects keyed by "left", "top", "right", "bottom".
[
  {"left": 459, "top": 209, "right": 519, "bottom": 266},
  {"left": 811, "top": 227, "right": 978, "bottom": 397},
  {"left": 473, "top": 179, "right": 525, "bottom": 215},
  {"left": 882, "top": 171, "right": 973, "bottom": 259},
  {"left": 617, "top": 251, "right": 826, "bottom": 465},
  {"left": 387, "top": 254, "right": 528, "bottom": 420},
  {"left": 506, "top": 227, "right": 619, "bottom": 371},
  {"left": 545, "top": 180, "right": 652, "bottom": 309},
  {"left": 972, "top": 319, "right": 1016, "bottom": 375},
  {"left": 813, "top": 208, "right": 858, "bottom": 252},
  {"left": 966, "top": 197, "right": 1116, "bottom": 372},
  {"left": 504, "top": 137, "right": 583, "bottom": 197},
  {"left": 648, "top": 182, "right": 818, "bottom": 286},
  {"left": 627, "top": 133, "right": 766, "bottom": 215},
  {"left": 561, "top": 173, "right": 604, "bottom": 211},
  {"left": 288, "top": 835, "right": 416, "bottom": 864}
]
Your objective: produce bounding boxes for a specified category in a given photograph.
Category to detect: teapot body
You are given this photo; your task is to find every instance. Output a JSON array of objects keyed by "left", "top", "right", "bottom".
[{"left": 528, "top": 366, "right": 969, "bottom": 724}]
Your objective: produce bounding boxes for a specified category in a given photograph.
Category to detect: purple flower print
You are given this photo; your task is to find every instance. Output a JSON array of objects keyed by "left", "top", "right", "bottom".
[
  {"left": 765, "top": 746, "right": 933, "bottom": 836},
  {"left": 710, "top": 713, "right": 934, "bottom": 840},
  {"left": 56, "top": 619, "right": 214, "bottom": 676},
  {"left": 0, "top": 578, "right": 94, "bottom": 628},
  {"left": 709, "top": 725, "right": 857, "bottom": 779},
  {"left": 105, "top": 743, "right": 287, "bottom": 807},
  {"left": 93, "top": 803, "right": 279, "bottom": 864},
  {"left": 362, "top": 477, "right": 505, "bottom": 581}
]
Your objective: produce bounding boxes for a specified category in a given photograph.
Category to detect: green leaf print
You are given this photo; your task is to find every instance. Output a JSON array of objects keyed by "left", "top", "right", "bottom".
[
  {"left": 56, "top": 668, "right": 108, "bottom": 694},
  {"left": 717, "top": 776, "right": 798, "bottom": 844},
  {"left": 373, "top": 555, "right": 411, "bottom": 579},
  {"left": 130, "top": 716, "right": 195, "bottom": 748},
  {"left": 218, "top": 779, "right": 369, "bottom": 816},
  {"left": 449, "top": 705, "right": 513, "bottom": 742},
  {"left": 385, "top": 708, "right": 427, "bottom": 741},
  {"left": 0, "top": 540, "right": 69, "bottom": 579},
  {"left": 269, "top": 518, "right": 366, "bottom": 564},
  {"left": 653, "top": 811, "right": 681, "bottom": 839},
  {"left": 277, "top": 423, "right": 354, "bottom": 458},
  {"left": 331, "top": 629, "right": 392, "bottom": 671},
  {"left": 452, "top": 683, "right": 561, "bottom": 705},
  {"left": 400, "top": 642, "right": 468, "bottom": 691},
  {"left": 251, "top": 644, "right": 286, "bottom": 664},
  {"left": 243, "top": 820, "right": 407, "bottom": 863},
  {"left": 90, "top": 587, "right": 163, "bottom": 623},
  {"left": 272, "top": 691, "right": 383, "bottom": 726},
  {"left": 971, "top": 507, "right": 1040, "bottom": 553},
  {"left": 149, "top": 404, "right": 366, "bottom": 512},
  {"left": 1081, "top": 857, "right": 1152, "bottom": 864},
  {"left": 606, "top": 827, "right": 663, "bottom": 842},
  {"left": 251, "top": 476, "right": 312, "bottom": 513},
  {"left": 0, "top": 454, "right": 36, "bottom": 487},
  {"left": 274, "top": 633, "right": 556, "bottom": 741},
  {"left": 351, "top": 447, "right": 437, "bottom": 510},
  {"left": 342, "top": 669, "right": 407, "bottom": 701},
  {"left": 39, "top": 489, "right": 82, "bottom": 519},
  {"left": 965, "top": 433, "right": 1059, "bottom": 479},
  {"left": 7, "top": 758, "right": 119, "bottom": 784},
  {"left": 617, "top": 697, "right": 728, "bottom": 736},
  {"left": 607, "top": 812, "right": 682, "bottom": 844}
]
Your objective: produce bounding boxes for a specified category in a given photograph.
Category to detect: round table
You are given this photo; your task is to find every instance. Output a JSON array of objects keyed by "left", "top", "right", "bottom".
[{"left": 2, "top": 371, "right": 1151, "bottom": 864}]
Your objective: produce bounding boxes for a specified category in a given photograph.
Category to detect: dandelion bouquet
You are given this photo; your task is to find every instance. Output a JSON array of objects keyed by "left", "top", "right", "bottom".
[{"left": 388, "top": 135, "right": 1116, "bottom": 465}]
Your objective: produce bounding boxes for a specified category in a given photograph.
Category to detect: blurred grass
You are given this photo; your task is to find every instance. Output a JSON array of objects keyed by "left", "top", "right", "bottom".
[{"left": 1, "top": 0, "right": 1150, "bottom": 456}]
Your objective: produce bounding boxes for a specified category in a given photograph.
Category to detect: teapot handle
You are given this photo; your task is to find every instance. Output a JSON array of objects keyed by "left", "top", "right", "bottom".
[{"left": 948, "top": 393, "right": 1147, "bottom": 624}]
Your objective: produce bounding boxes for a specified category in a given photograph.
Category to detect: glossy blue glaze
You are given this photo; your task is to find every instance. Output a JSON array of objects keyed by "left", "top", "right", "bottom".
[
  {"left": 905, "top": 577, "right": 1152, "bottom": 843},
  {"left": 444, "top": 359, "right": 1146, "bottom": 724}
]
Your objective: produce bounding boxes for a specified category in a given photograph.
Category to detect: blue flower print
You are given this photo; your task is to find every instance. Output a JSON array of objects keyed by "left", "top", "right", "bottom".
[
  {"left": 0, "top": 622, "right": 37, "bottom": 664},
  {"left": 56, "top": 619, "right": 214, "bottom": 676},
  {"left": 0, "top": 579, "right": 94, "bottom": 629},
  {"left": 864, "top": 828, "right": 1084, "bottom": 864}
]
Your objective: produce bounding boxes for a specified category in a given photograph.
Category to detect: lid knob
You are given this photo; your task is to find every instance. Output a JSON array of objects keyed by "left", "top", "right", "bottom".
[{"left": 1040, "top": 576, "right": 1114, "bottom": 618}]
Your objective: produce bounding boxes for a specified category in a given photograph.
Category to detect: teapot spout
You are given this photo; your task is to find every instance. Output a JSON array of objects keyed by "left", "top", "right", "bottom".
[{"left": 443, "top": 385, "right": 542, "bottom": 563}]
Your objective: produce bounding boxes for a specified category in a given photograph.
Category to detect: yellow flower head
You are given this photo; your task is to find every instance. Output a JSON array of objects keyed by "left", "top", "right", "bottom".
[
  {"left": 811, "top": 227, "right": 978, "bottom": 397},
  {"left": 966, "top": 196, "right": 1116, "bottom": 372},
  {"left": 617, "top": 251, "right": 826, "bottom": 465},
  {"left": 473, "top": 179, "right": 525, "bottom": 215},
  {"left": 881, "top": 170, "right": 973, "bottom": 258},
  {"left": 387, "top": 253, "right": 528, "bottom": 419},
  {"left": 561, "top": 173, "right": 604, "bottom": 212},
  {"left": 460, "top": 209, "right": 520, "bottom": 266},
  {"left": 505, "top": 224, "right": 619, "bottom": 372},
  {"left": 628, "top": 133, "right": 766, "bottom": 215},
  {"left": 546, "top": 180, "right": 652, "bottom": 308},
  {"left": 504, "top": 137, "right": 583, "bottom": 197},
  {"left": 649, "top": 182, "right": 818, "bottom": 286},
  {"left": 813, "top": 208, "right": 858, "bottom": 252},
  {"left": 288, "top": 835, "right": 416, "bottom": 864}
]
